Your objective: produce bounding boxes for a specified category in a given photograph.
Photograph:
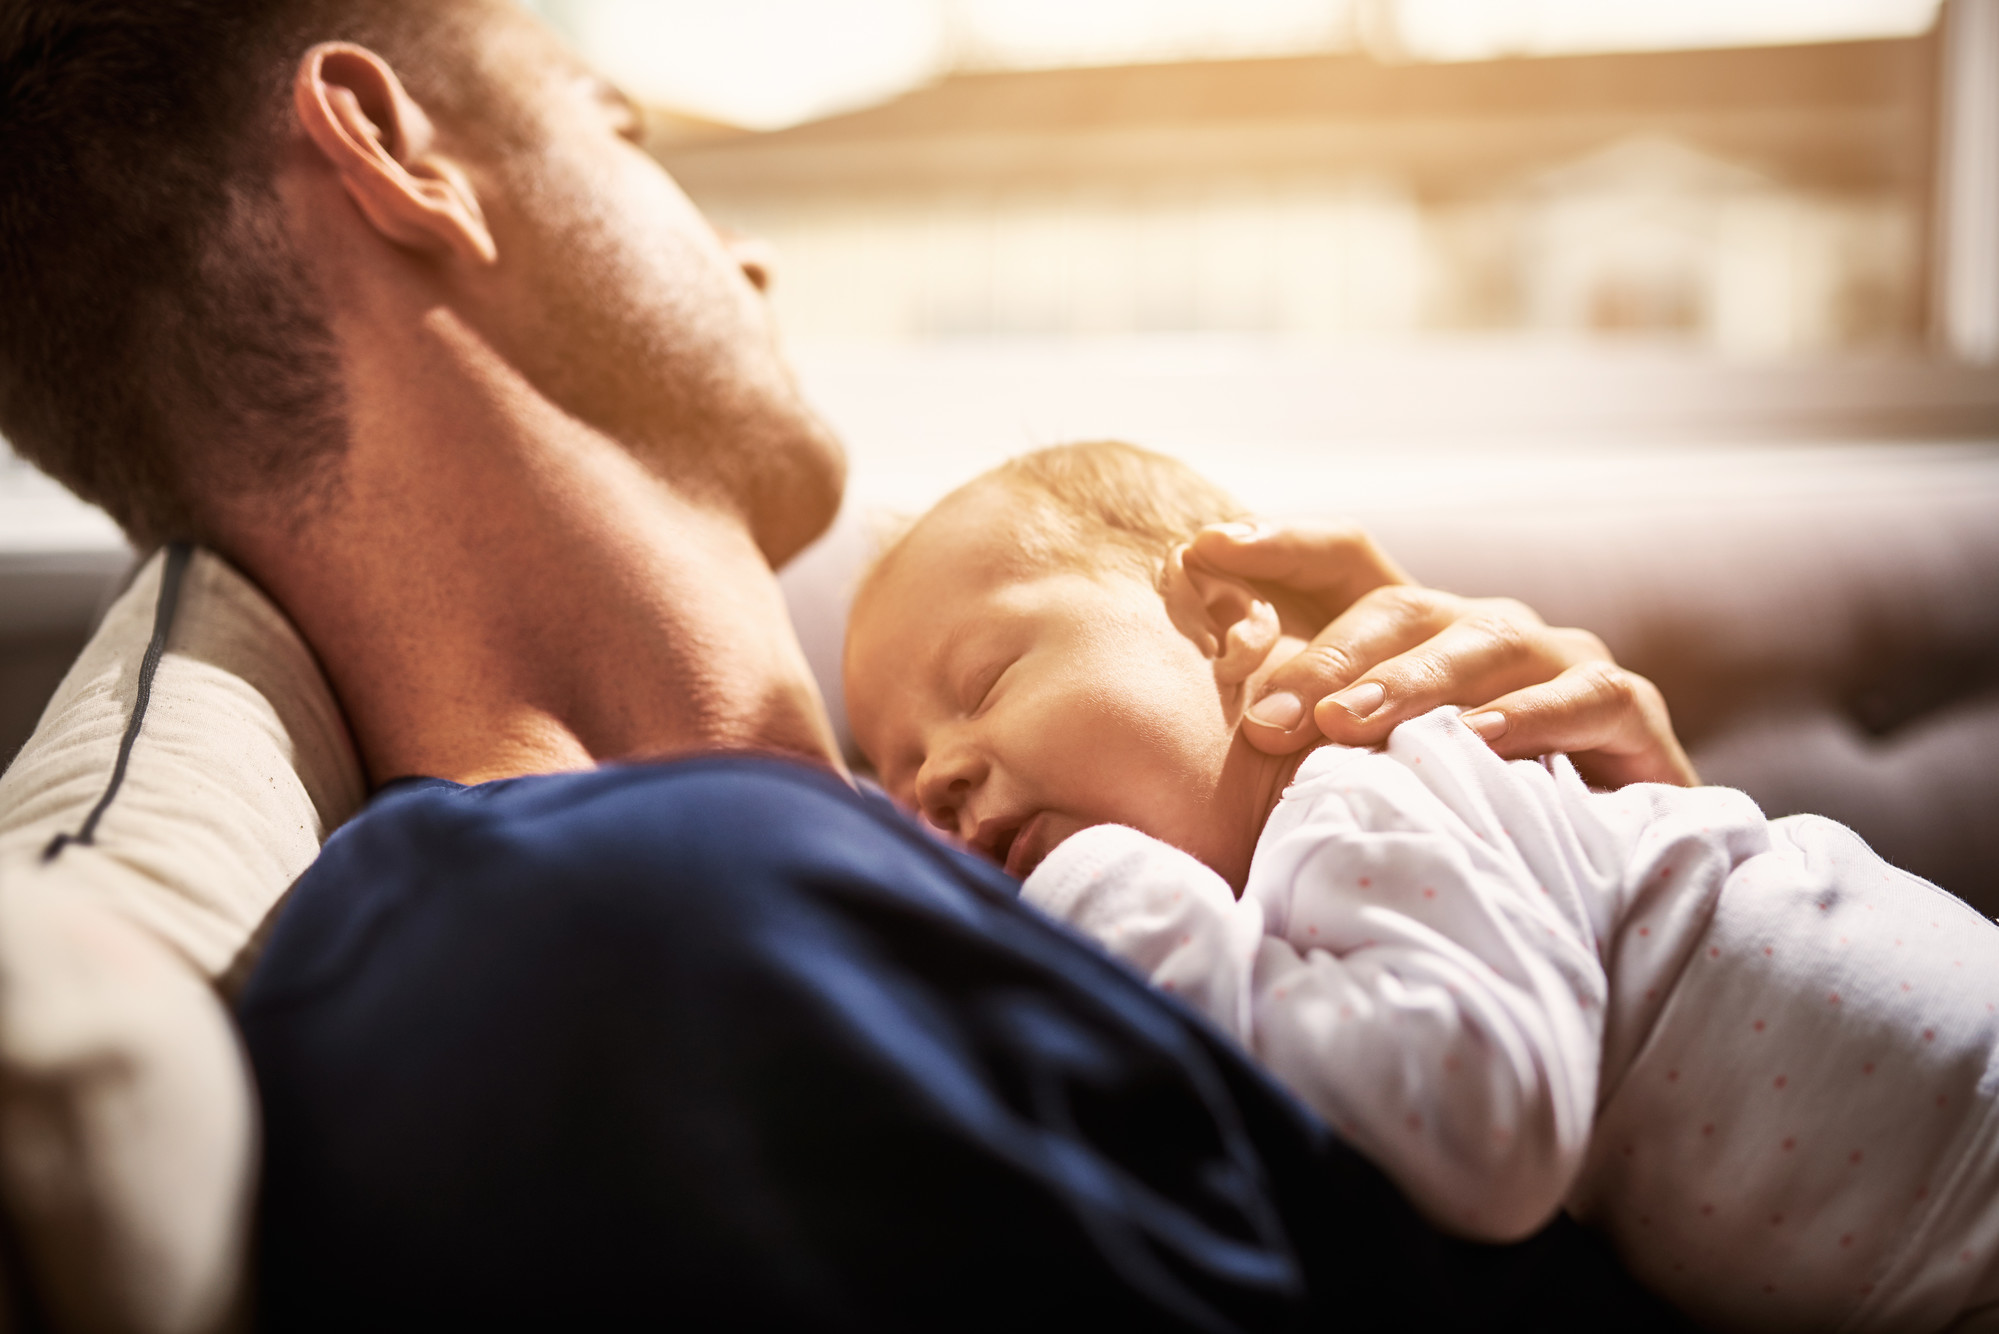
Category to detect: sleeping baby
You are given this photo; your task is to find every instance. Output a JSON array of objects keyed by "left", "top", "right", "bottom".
[{"left": 842, "top": 441, "right": 1999, "bottom": 1334}]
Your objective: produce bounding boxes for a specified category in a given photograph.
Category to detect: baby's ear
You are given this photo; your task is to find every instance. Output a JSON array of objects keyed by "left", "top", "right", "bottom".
[{"left": 1162, "top": 543, "right": 1282, "bottom": 687}]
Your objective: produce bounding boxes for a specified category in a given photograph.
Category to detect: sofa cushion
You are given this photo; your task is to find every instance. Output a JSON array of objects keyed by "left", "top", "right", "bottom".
[
  {"left": 0, "top": 546, "right": 363, "bottom": 1332},
  {"left": 0, "top": 546, "right": 364, "bottom": 980},
  {"left": 0, "top": 859, "right": 257, "bottom": 1333}
]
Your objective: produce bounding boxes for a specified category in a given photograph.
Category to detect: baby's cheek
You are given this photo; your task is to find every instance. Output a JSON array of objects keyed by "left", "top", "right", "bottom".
[{"left": 1069, "top": 739, "right": 1215, "bottom": 835}]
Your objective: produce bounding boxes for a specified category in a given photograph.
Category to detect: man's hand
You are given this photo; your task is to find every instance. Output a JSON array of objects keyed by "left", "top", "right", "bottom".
[{"left": 1189, "top": 521, "right": 1698, "bottom": 789}]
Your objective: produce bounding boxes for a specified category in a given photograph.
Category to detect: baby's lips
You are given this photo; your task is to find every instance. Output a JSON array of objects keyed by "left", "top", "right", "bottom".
[
  {"left": 1005, "top": 811, "right": 1058, "bottom": 879},
  {"left": 1010, "top": 810, "right": 1096, "bottom": 879},
  {"left": 969, "top": 813, "right": 1020, "bottom": 864}
]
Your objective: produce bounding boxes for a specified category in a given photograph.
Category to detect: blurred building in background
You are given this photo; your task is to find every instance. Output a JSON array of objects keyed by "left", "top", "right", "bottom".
[
  {"left": 655, "top": 37, "right": 1934, "bottom": 356},
  {"left": 513, "top": 0, "right": 1999, "bottom": 362}
]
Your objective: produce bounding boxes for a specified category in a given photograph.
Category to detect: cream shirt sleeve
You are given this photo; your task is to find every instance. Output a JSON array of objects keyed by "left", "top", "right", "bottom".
[{"left": 1022, "top": 709, "right": 1615, "bottom": 1242}]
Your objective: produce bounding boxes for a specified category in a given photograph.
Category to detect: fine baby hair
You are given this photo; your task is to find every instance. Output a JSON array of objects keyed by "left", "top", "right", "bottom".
[{"left": 866, "top": 440, "right": 1251, "bottom": 596}]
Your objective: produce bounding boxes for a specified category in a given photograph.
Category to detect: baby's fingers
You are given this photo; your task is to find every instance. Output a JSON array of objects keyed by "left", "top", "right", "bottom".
[{"left": 1462, "top": 663, "right": 1698, "bottom": 789}]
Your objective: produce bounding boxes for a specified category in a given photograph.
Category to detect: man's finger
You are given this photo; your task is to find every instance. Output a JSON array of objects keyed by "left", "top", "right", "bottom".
[
  {"left": 1190, "top": 520, "right": 1413, "bottom": 617},
  {"left": 1239, "top": 585, "right": 1468, "bottom": 754},
  {"left": 1307, "top": 601, "right": 1588, "bottom": 746},
  {"left": 1460, "top": 662, "right": 1698, "bottom": 788}
]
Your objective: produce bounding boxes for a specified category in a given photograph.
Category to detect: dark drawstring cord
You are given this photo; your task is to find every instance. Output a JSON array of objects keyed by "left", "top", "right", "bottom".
[{"left": 42, "top": 543, "right": 193, "bottom": 863}]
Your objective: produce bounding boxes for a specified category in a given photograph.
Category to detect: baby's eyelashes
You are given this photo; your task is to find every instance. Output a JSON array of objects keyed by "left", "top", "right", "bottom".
[{"left": 959, "top": 655, "right": 1015, "bottom": 716}]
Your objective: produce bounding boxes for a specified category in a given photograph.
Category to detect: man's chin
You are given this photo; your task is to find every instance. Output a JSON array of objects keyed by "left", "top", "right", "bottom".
[{"left": 754, "top": 420, "right": 847, "bottom": 569}]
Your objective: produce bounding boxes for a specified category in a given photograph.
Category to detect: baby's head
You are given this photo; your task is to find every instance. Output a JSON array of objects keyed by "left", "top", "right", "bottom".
[{"left": 844, "top": 442, "right": 1310, "bottom": 888}]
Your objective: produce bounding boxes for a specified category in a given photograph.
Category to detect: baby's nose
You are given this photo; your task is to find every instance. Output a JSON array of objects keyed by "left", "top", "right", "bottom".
[
  {"left": 922, "top": 777, "right": 973, "bottom": 838},
  {"left": 913, "top": 736, "right": 990, "bottom": 839}
]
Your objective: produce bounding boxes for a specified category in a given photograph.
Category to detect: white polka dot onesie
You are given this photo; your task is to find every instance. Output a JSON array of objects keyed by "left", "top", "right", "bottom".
[{"left": 1021, "top": 707, "right": 1999, "bottom": 1333}]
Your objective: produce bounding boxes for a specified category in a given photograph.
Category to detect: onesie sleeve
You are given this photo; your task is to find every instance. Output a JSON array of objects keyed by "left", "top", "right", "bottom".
[
  {"left": 1023, "top": 715, "right": 1613, "bottom": 1243},
  {"left": 1021, "top": 824, "right": 1261, "bottom": 1042}
]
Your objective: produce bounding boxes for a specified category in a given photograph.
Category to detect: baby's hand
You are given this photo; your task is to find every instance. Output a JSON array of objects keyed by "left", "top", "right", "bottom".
[{"left": 1189, "top": 521, "right": 1697, "bottom": 788}]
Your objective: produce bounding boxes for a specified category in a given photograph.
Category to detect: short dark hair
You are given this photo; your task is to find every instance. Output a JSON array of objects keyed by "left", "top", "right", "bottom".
[{"left": 0, "top": 0, "right": 462, "bottom": 546}]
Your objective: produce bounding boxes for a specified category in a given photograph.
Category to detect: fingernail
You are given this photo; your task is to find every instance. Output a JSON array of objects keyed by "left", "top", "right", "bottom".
[
  {"left": 1463, "top": 710, "right": 1508, "bottom": 741},
  {"left": 1213, "top": 521, "right": 1263, "bottom": 541},
  {"left": 1331, "top": 682, "right": 1385, "bottom": 717},
  {"left": 1247, "top": 691, "right": 1306, "bottom": 730}
]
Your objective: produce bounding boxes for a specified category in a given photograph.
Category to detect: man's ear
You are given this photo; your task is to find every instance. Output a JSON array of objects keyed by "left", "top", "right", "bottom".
[
  {"left": 293, "top": 43, "right": 498, "bottom": 266},
  {"left": 1161, "top": 544, "right": 1282, "bottom": 688}
]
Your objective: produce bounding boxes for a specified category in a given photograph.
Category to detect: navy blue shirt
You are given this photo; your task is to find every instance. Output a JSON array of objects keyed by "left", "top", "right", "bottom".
[{"left": 239, "top": 755, "right": 1681, "bottom": 1331}]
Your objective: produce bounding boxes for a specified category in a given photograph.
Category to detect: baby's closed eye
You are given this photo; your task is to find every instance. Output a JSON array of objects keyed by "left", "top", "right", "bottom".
[{"left": 961, "top": 656, "right": 1015, "bottom": 715}]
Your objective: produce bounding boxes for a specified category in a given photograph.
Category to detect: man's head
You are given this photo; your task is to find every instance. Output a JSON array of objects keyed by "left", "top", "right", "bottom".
[
  {"left": 0, "top": 0, "right": 841, "bottom": 558},
  {"left": 844, "top": 442, "right": 1308, "bottom": 884}
]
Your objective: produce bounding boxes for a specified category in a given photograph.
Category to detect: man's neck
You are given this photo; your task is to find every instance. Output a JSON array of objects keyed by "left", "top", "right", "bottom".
[{"left": 230, "top": 310, "right": 843, "bottom": 789}]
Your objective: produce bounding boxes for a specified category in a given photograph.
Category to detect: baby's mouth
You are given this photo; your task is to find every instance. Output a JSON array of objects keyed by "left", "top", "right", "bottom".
[
  {"left": 974, "top": 811, "right": 1064, "bottom": 879},
  {"left": 971, "top": 815, "right": 1021, "bottom": 870},
  {"left": 1001, "top": 811, "right": 1055, "bottom": 879},
  {"left": 975, "top": 816, "right": 1023, "bottom": 876},
  {"left": 987, "top": 821, "right": 1020, "bottom": 871}
]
